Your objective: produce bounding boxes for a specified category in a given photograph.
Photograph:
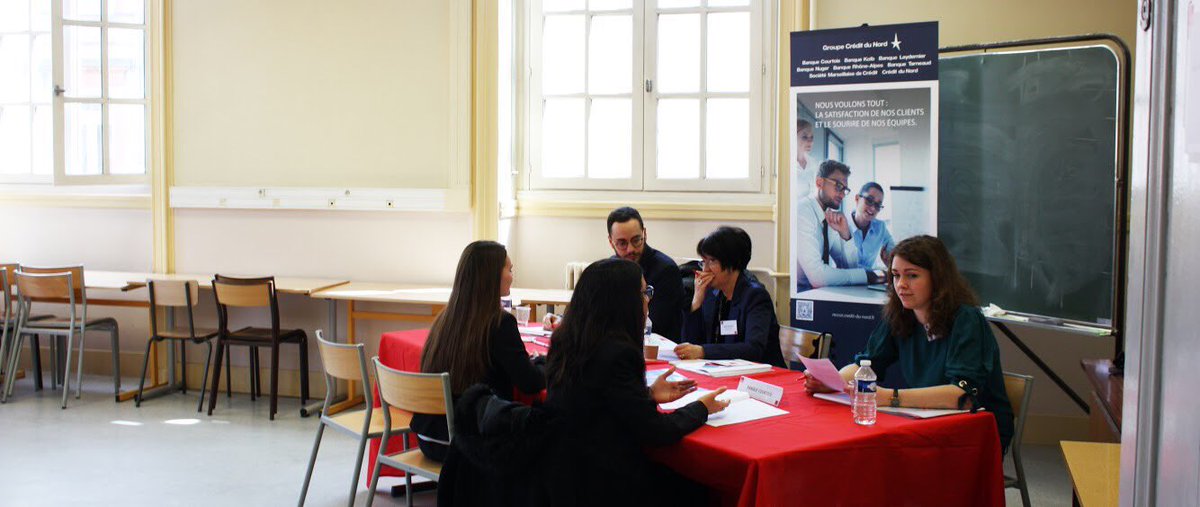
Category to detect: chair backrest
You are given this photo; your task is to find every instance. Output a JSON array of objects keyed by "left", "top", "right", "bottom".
[
  {"left": 211, "top": 275, "right": 274, "bottom": 308},
  {"left": 1003, "top": 372, "right": 1034, "bottom": 456},
  {"left": 315, "top": 330, "right": 368, "bottom": 383},
  {"left": 0, "top": 264, "right": 14, "bottom": 314},
  {"left": 779, "top": 325, "right": 829, "bottom": 365},
  {"left": 19, "top": 265, "right": 85, "bottom": 299},
  {"left": 148, "top": 279, "right": 200, "bottom": 308},
  {"left": 14, "top": 270, "right": 75, "bottom": 302},
  {"left": 373, "top": 357, "right": 454, "bottom": 440},
  {"left": 746, "top": 267, "right": 777, "bottom": 302}
]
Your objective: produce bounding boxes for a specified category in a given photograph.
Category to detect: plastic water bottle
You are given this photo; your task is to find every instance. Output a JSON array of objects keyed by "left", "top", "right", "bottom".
[
  {"left": 644, "top": 316, "right": 654, "bottom": 339},
  {"left": 853, "top": 359, "right": 878, "bottom": 426}
]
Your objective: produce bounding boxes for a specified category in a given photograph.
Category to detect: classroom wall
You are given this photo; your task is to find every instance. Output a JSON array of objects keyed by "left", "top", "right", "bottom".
[{"left": 809, "top": 0, "right": 1138, "bottom": 439}]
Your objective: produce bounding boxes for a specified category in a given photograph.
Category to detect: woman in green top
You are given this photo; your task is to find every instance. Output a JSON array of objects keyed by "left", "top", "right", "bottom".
[{"left": 803, "top": 235, "right": 1014, "bottom": 451}]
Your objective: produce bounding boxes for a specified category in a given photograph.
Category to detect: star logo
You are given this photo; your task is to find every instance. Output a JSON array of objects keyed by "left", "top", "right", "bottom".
[{"left": 891, "top": 33, "right": 902, "bottom": 51}]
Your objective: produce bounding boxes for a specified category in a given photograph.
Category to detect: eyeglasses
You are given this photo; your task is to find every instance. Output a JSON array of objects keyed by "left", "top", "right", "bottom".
[
  {"left": 860, "top": 194, "right": 885, "bottom": 210},
  {"left": 613, "top": 235, "right": 645, "bottom": 250},
  {"left": 643, "top": 285, "right": 655, "bottom": 300},
  {"left": 824, "top": 178, "right": 851, "bottom": 195}
]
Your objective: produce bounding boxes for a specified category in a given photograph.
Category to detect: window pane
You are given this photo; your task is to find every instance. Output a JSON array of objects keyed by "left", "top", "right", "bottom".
[
  {"left": 588, "top": 98, "right": 631, "bottom": 178},
  {"left": 708, "top": 0, "right": 750, "bottom": 6},
  {"left": 31, "top": 33, "right": 51, "bottom": 103},
  {"left": 63, "top": 0, "right": 101, "bottom": 21},
  {"left": 543, "top": 0, "right": 584, "bottom": 12},
  {"left": 0, "top": 34, "right": 30, "bottom": 103},
  {"left": 64, "top": 102, "right": 102, "bottom": 175},
  {"left": 31, "top": 0, "right": 50, "bottom": 31},
  {"left": 588, "top": 15, "right": 631, "bottom": 94},
  {"left": 109, "top": 103, "right": 144, "bottom": 174},
  {"left": 542, "top": 15, "right": 585, "bottom": 95},
  {"left": 707, "top": 12, "right": 749, "bottom": 93},
  {"left": 657, "top": 0, "right": 700, "bottom": 8},
  {"left": 588, "top": 0, "right": 630, "bottom": 11},
  {"left": 656, "top": 14, "right": 699, "bottom": 93},
  {"left": 542, "top": 98, "right": 585, "bottom": 178},
  {"left": 656, "top": 99, "right": 699, "bottom": 179},
  {"left": 108, "top": 28, "right": 144, "bottom": 99},
  {"left": 0, "top": 0, "right": 30, "bottom": 32},
  {"left": 32, "top": 104, "right": 50, "bottom": 174},
  {"left": 706, "top": 98, "right": 748, "bottom": 179},
  {"left": 64, "top": 25, "right": 101, "bottom": 98},
  {"left": 0, "top": 105, "right": 31, "bottom": 174},
  {"left": 108, "top": 0, "right": 144, "bottom": 24}
]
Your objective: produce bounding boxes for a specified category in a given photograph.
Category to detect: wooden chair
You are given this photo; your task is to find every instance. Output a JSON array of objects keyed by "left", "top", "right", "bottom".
[
  {"left": 1, "top": 267, "right": 121, "bottom": 408},
  {"left": 207, "top": 274, "right": 309, "bottom": 420},
  {"left": 299, "top": 330, "right": 413, "bottom": 507},
  {"left": 1003, "top": 372, "right": 1034, "bottom": 507},
  {"left": 136, "top": 279, "right": 219, "bottom": 412},
  {"left": 779, "top": 325, "right": 830, "bottom": 370},
  {"left": 365, "top": 358, "right": 452, "bottom": 507},
  {"left": 0, "top": 264, "right": 51, "bottom": 389}
]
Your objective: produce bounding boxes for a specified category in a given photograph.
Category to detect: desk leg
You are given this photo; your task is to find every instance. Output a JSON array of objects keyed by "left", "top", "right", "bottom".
[
  {"left": 300, "top": 299, "right": 339, "bottom": 418},
  {"left": 994, "top": 321, "right": 1090, "bottom": 414},
  {"left": 325, "top": 299, "right": 365, "bottom": 415}
]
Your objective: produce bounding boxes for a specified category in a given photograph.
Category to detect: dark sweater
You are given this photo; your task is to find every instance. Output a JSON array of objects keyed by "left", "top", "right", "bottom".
[
  {"left": 612, "top": 245, "right": 685, "bottom": 341},
  {"left": 412, "top": 312, "right": 545, "bottom": 460}
]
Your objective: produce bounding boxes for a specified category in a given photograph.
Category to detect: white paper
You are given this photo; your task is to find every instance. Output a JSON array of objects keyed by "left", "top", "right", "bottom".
[
  {"left": 706, "top": 397, "right": 789, "bottom": 427},
  {"left": 797, "top": 356, "right": 848, "bottom": 393},
  {"left": 519, "top": 325, "right": 552, "bottom": 337},
  {"left": 645, "top": 368, "right": 689, "bottom": 387},
  {"left": 674, "top": 359, "right": 772, "bottom": 378},
  {"left": 737, "top": 376, "right": 784, "bottom": 406},
  {"left": 813, "top": 392, "right": 972, "bottom": 419},
  {"left": 650, "top": 334, "right": 680, "bottom": 361},
  {"left": 658, "top": 388, "right": 749, "bottom": 410}
]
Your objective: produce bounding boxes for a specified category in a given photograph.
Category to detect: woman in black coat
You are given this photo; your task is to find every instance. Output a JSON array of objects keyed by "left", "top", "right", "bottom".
[{"left": 542, "top": 258, "right": 729, "bottom": 506}]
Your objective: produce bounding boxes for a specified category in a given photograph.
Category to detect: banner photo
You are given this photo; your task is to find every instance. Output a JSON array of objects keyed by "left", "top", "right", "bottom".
[{"left": 788, "top": 22, "right": 938, "bottom": 368}]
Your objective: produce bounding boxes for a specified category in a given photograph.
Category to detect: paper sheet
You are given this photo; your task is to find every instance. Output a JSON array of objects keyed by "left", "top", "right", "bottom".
[
  {"left": 658, "top": 388, "right": 785, "bottom": 426},
  {"left": 645, "top": 368, "right": 689, "bottom": 387},
  {"left": 813, "top": 392, "right": 972, "bottom": 419},
  {"left": 797, "top": 356, "right": 848, "bottom": 393}
]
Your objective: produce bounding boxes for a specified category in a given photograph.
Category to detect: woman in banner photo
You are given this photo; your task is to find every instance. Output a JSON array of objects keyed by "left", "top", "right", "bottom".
[
  {"left": 802, "top": 235, "right": 1015, "bottom": 451},
  {"left": 543, "top": 259, "right": 729, "bottom": 506},
  {"left": 413, "top": 240, "right": 546, "bottom": 462},
  {"left": 793, "top": 118, "right": 817, "bottom": 199},
  {"left": 675, "top": 227, "right": 787, "bottom": 367}
]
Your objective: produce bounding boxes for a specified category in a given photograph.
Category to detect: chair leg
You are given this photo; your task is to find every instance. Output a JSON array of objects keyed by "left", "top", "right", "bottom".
[
  {"left": 249, "top": 347, "right": 257, "bottom": 402},
  {"left": 298, "top": 335, "right": 310, "bottom": 404},
  {"left": 298, "top": 422, "right": 326, "bottom": 507},
  {"left": 269, "top": 343, "right": 280, "bottom": 420},
  {"left": 348, "top": 435, "right": 369, "bottom": 507},
  {"left": 135, "top": 338, "right": 155, "bottom": 407},
  {"left": 197, "top": 341, "right": 213, "bottom": 413},
  {"left": 108, "top": 324, "right": 121, "bottom": 399},
  {"left": 48, "top": 335, "right": 56, "bottom": 390},
  {"left": 1014, "top": 446, "right": 1032, "bottom": 507},
  {"left": 225, "top": 345, "right": 232, "bottom": 398},
  {"left": 30, "top": 334, "right": 42, "bottom": 391},
  {"left": 208, "top": 339, "right": 225, "bottom": 416},
  {"left": 254, "top": 346, "right": 263, "bottom": 397},
  {"left": 365, "top": 436, "right": 387, "bottom": 507},
  {"left": 180, "top": 341, "right": 188, "bottom": 394},
  {"left": 2, "top": 333, "right": 24, "bottom": 402},
  {"left": 75, "top": 327, "right": 87, "bottom": 399},
  {"left": 61, "top": 331, "right": 74, "bottom": 409}
]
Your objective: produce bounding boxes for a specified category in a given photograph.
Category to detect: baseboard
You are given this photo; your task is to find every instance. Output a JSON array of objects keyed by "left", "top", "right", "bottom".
[
  {"left": 12, "top": 346, "right": 331, "bottom": 399},
  {"left": 1022, "top": 414, "right": 1090, "bottom": 445}
]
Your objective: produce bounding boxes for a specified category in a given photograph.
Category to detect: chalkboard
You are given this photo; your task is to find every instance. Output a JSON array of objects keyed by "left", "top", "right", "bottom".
[{"left": 938, "top": 45, "right": 1120, "bottom": 326}]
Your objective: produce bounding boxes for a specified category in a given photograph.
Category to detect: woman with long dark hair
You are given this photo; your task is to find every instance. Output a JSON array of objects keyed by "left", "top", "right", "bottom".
[
  {"left": 544, "top": 258, "right": 728, "bottom": 505},
  {"left": 803, "top": 235, "right": 1014, "bottom": 450},
  {"left": 413, "top": 240, "right": 545, "bottom": 461}
]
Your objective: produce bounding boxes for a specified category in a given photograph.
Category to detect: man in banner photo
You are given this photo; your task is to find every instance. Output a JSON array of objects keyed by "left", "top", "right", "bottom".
[{"left": 789, "top": 22, "right": 938, "bottom": 301}]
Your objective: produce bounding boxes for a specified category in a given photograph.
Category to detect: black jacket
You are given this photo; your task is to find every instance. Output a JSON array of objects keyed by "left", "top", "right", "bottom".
[
  {"left": 612, "top": 245, "right": 685, "bottom": 341},
  {"left": 541, "top": 338, "right": 708, "bottom": 506},
  {"left": 683, "top": 271, "right": 786, "bottom": 367}
]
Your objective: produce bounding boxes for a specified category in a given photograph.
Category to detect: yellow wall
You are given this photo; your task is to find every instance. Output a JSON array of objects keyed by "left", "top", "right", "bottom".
[{"left": 171, "top": 0, "right": 464, "bottom": 188}]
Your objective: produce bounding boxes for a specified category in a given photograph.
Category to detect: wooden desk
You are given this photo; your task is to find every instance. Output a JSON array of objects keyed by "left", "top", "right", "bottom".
[
  {"left": 1060, "top": 440, "right": 1119, "bottom": 507},
  {"left": 124, "top": 273, "right": 349, "bottom": 295},
  {"left": 1082, "top": 359, "right": 1123, "bottom": 442}
]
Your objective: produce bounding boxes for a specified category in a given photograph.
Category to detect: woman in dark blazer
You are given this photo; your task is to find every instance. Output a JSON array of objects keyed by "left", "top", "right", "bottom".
[
  {"left": 543, "top": 258, "right": 728, "bottom": 506},
  {"left": 676, "top": 227, "right": 787, "bottom": 367}
]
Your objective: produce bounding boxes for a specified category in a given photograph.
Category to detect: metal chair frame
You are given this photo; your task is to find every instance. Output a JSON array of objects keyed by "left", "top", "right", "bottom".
[
  {"left": 365, "top": 359, "right": 453, "bottom": 507},
  {"left": 136, "top": 279, "right": 217, "bottom": 412},
  {"left": 1003, "top": 371, "right": 1034, "bottom": 507}
]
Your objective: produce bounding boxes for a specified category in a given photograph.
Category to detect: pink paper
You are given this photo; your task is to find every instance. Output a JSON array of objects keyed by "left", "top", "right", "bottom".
[{"left": 798, "top": 356, "right": 848, "bottom": 393}]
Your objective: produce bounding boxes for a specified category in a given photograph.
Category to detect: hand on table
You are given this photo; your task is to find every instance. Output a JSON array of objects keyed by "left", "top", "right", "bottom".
[
  {"left": 801, "top": 372, "right": 852, "bottom": 395},
  {"left": 649, "top": 366, "right": 698, "bottom": 404},
  {"left": 699, "top": 387, "right": 731, "bottom": 414},
  {"left": 542, "top": 313, "right": 562, "bottom": 331},
  {"left": 674, "top": 343, "right": 705, "bottom": 360}
]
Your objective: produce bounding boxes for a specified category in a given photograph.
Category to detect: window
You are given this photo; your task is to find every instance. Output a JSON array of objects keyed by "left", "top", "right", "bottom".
[
  {"left": 525, "top": 0, "right": 771, "bottom": 192},
  {"left": 0, "top": 0, "right": 149, "bottom": 185}
]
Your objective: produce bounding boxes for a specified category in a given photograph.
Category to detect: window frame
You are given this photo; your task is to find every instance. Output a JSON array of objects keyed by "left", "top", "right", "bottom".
[
  {"left": 51, "top": 0, "right": 151, "bottom": 186},
  {"left": 0, "top": 0, "right": 53, "bottom": 184},
  {"left": 522, "top": 0, "right": 773, "bottom": 194}
]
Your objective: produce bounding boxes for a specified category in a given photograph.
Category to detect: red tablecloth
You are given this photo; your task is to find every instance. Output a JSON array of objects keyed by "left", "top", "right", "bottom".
[{"left": 372, "top": 329, "right": 1005, "bottom": 506}]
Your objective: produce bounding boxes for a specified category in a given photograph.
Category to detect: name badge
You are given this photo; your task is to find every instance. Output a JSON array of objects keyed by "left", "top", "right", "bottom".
[
  {"left": 720, "top": 320, "right": 738, "bottom": 336},
  {"left": 737, "top": 376, "right": 784, "bottom": 406}
]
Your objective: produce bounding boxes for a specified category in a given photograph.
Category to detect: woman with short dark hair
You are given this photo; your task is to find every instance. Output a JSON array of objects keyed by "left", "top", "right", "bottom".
[
  {"left": 675, "top": 226, "right": 786, "bottom": 367},
  {"left": 543, "top": 258, "right": 728, "bottom": 505},
  {"left": 413, "top": 240, "right": 545, "bottom": 461},
  {"left": 804, "top": 235, "right": 1015, "bottom": 451}
]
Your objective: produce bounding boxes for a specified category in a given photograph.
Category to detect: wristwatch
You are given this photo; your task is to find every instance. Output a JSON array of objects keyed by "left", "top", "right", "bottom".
[{"left": 890, "top": 388, "right": 901, "bottom": 407}]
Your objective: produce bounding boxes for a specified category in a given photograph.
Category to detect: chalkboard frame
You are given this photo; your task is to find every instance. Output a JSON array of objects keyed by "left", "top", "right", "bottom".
[{"left": 939, "top": 34, "right": 1132, "bottom": 358}]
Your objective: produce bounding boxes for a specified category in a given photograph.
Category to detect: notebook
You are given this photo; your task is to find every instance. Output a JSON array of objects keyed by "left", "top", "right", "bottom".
[{"left": 674, "top": 359, "right": 773, "bottom": 378}]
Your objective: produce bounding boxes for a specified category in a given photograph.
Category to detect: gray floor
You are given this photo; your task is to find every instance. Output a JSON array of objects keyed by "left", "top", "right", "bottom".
[{"left": 0, "top": 374, "right": 1071, "bottom": 506}]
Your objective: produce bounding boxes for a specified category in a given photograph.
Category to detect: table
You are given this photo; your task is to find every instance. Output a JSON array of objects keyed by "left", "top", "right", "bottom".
[
  {"left": 1060, "top": 440, "right": 1120, "bottom": 506},
  {"left": 372, "top": 329, "right": 1006, "bottom": 506},
  {"left": 1082, "top": 359, "right": 1122, "bottom": 442}
]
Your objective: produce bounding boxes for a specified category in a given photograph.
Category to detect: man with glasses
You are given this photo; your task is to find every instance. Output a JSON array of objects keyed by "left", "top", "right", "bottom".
[
  {"left": 794, "top": 161, "right": 885, "bottom": 292},
  {"left": 607, "top": 207, "right": 684, "bottom": 341},
  {"left": 849, "top": 182, "right": 896, "bottom": 270}
]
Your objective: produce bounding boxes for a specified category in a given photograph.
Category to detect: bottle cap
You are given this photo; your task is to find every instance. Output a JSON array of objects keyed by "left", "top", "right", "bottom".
[{"left": 859, "top": 359, "right": 871, "bottom": 367}]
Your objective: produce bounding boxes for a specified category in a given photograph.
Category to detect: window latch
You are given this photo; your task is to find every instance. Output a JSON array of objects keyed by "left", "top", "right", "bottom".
[
  {"left": 54, "top": 84, "right": 65, "bottom": 97},
  {"left": 645, "top": 79, "right": 653, "bottom": 93}
]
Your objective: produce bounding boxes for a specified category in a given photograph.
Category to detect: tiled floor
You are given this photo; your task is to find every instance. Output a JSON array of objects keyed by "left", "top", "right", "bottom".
[{"left": 0, "top": 374, "right": 1071, "bottom": 506}]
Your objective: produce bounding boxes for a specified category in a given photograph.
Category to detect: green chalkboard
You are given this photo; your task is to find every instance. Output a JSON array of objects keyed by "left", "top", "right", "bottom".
[{"left": 938, "top": 46, "right": 1119, "bottom": 326}]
